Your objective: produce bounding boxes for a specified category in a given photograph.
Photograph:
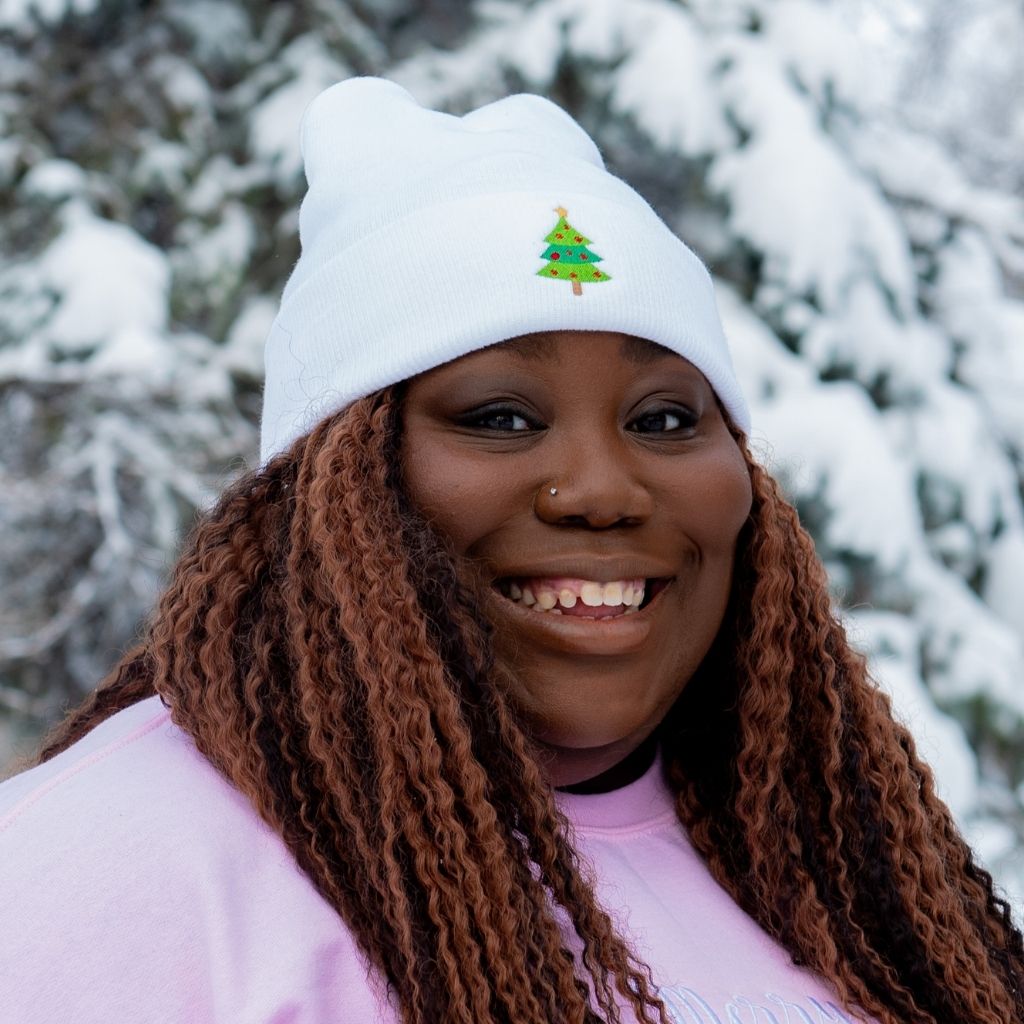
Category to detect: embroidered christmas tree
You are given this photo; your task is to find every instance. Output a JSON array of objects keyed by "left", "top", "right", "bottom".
[{"left": 536, "top": 207, "right": 610, "bottom": 296}]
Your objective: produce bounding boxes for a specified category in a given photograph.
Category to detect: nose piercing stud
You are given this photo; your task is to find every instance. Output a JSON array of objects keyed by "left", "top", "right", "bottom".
[{"left": 549, "top": 487, "right": 558, "bottom": 496}]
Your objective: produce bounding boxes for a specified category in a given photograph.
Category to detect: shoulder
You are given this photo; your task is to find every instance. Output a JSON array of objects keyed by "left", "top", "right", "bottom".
[
  {"left": 1, "top": 696, "right": 268, "bottom": 861},
  {"left": 0, "top": 697, "right": 333, "bottom": 1023}
]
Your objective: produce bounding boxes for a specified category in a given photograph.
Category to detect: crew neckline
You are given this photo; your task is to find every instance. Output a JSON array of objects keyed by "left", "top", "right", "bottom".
[{"left": 555, "top": 752, "right": 678, "bottom": 834}]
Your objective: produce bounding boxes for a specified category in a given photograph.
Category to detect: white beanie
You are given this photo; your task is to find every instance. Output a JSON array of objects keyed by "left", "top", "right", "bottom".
[{"left": 260, "top": 77, "right": 750, "bottom": 463}]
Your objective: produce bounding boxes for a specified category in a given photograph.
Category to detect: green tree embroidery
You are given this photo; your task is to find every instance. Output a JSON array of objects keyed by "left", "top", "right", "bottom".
[{"left": 536, "top": 206, "right": 610, "bottom": 295}]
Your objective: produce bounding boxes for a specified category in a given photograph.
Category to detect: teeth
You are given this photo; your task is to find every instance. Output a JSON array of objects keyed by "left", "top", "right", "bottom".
[{"left": 502, "top": 577, "right": 652, "bottom": 612}]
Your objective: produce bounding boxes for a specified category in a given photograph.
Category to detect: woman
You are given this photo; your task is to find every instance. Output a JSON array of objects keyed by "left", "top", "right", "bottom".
[{"left": 2, "top": 78, "right": 1021, "bottom": 1024}]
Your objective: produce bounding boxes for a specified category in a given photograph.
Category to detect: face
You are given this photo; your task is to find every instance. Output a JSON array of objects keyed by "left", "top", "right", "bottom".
[{"left": 400, "top": 331, "right": 752, "bottom": 787}]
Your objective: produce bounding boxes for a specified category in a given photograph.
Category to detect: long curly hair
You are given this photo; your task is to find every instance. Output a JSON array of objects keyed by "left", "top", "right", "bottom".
[{"left": 38, "top": 387, "right": 1023, "bottom": 1024}]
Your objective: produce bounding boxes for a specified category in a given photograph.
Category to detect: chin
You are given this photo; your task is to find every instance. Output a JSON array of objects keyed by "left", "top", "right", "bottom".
[
  {"left": 515, "top": 690, "right": 657, "bottom": 751},
  {"left": 507, "top": 660, "right": 677, "bottom": 738},
  {"left": 525, "top": 715, "right": 642, "bottom": 751},
  {"left": 530, "top": 731, "right": 653, "bottom": 788}
]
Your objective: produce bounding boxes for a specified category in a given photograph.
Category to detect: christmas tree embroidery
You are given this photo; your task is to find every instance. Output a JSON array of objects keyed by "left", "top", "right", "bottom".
[{"left": 536, "top": 206, "right": 610, "bottom": 295}]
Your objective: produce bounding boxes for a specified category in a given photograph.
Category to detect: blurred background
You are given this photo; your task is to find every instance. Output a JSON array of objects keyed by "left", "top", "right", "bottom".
[{"left": 1, "top": 0, "right": 1022, "bottom": 905}]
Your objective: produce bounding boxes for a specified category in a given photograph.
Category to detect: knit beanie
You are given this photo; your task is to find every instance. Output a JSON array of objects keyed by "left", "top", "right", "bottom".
[{"left": 260, "top": 77, "right": 749, "bottom": 463}]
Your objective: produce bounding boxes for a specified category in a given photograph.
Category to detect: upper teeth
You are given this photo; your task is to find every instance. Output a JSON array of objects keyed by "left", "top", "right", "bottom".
[{"left": 503, "top": 578, "right": 645, "bottom": 612}]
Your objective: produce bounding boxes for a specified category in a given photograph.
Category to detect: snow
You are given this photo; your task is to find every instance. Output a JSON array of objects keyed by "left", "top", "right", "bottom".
[
  {"left": 184, "top": 155, "right": 268, "bottom": 217},
  {"left": 222, "top": 296, "right": 277, "bottom": 378},
  {"left": 846, "top": 609, "right": 978, "bottom": 820},
  {"left": 912, "top": 560, "right": 1024, "bottom": 725},
  {"left": 248, "top": 35, "right": 350, "bottom": 188},
  {"left": 711, "top": 39, "right": 916, "bottom": 315},
  {"left": 149, "top": 55, "right": 212, "bottom": 115},
  {"left": 0, "top": 0, "right": 96, "bottom": 31},
  {"left": 801, "top": 281, "right": 952, "bottom": 399},
  {"left": 86, "top": 327, "right": 177, "bottom": 388},
  {"left": 403, "top": 0, "right": 733, "bottom": 157},
  {"left": 499, "top": 1, "right": 566, "bottom": 86},
  {"left": 165, "top": 1, "right": 253, "bottom": 65},
  {"left": 716, "top": 283, "right": 815, "bottom": 401},
  {"left": 177, "top": 202, "right": 255, "bottom": 288},
  {"left": 399, "top": 0, "right": 623, "bottom": 107},
  {"left": 31, "top": 205, "right": 170, "bottom": 355},
  {"left": 853, "top": 123, "right": 971, "bottom": 213},
  {"left": 609, "top": 5, "right": 730, "bottom": 156},
  {"left": 884, "top": 382, "right": 1022, "bottom": 543},
  {"left": 933, "top": 228, "right": 1024, "bottom": 452},
  {"left": 19, "top": 159, "right": 88, "bottom": 200},
  {"left": 966, "top": 816, "right": 1024, "bottom": 910},
  {"left": 982, "top": 530, "right": 1024, "bottom": 638},
  {"left": 133, "top": 139, "right": 193, "bottom": 192},
  {"left": 935, "top": 226, "right": 1004, "bottom": 308},
  {"left": 753, "top": 381, "right": 924, "bottom": 572},
  {"left": 766, "top": 0, "right": 872, "bottom": 107},
  {"left": 560, "top": 0, "right": 623, "bottom": 61},
  {"left": 687, "top": 0, "right": 756, "bottom": 32}
]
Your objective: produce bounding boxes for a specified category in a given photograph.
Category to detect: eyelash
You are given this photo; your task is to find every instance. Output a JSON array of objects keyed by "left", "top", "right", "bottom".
[
  {"left": 459, "top": 408, "right": 534, "bottom": 432},
  {"left": 460, "top": 404, "right": 698, "bottom": 434},
  {"left": 629, "top": 408, "right": 698, "bottom": 434}
]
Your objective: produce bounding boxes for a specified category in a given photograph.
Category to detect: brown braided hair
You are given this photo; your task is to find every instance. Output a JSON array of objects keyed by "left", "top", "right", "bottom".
[{"left": 38, "top": 387, "right": 1024, "bottom": 1024}]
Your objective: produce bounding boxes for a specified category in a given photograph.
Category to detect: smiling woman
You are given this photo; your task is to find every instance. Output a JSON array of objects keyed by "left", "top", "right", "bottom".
[{"left": 1, "top": 78, "right": 1022, "bottom": 1024}]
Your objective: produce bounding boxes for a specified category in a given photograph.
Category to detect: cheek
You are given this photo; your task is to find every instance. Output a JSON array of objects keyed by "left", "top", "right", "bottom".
[
  {"left": 404, "top": 458, "right": 474, "bottom": 540},
  {"left": 718, "top": 458, "right": 754, "bottom": 554},
  {"left": 401, "top": 437, "right": 525, "bottom": 555},
  {"left": 674, "top": 442, "right": 753, "bottom": 560},
  {"left": 661, "top": 443, "right": 751, "bottom": 657}
]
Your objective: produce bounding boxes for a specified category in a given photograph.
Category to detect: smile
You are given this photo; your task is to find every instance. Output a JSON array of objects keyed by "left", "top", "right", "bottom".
[{"left": 493, "top": 576, "right": 671, "bottom": 619}]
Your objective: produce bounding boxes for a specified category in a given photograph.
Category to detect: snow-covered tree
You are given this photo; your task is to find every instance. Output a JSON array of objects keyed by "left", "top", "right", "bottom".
[{"left": 1, "top": 0, "right": 1021, "bottom": 903}]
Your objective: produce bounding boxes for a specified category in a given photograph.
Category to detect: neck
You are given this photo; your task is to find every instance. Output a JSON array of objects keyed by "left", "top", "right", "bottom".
[{"left": 556, "top": 734, "right": 659, "bottom": 795}]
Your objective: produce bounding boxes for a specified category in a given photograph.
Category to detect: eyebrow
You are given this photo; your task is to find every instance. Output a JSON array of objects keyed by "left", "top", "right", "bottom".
[
  {"left": 619, "top": 336, "right": 674, "bottom": 364},
  {"left": 501, "top": 334, "right": 553, "bottom": 360},
  {"left": 502, "top": 333, "right": 675, "bottom": 364}
]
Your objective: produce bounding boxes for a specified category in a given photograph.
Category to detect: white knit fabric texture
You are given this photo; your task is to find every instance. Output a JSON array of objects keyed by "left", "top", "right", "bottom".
[{"left": 260, "top": 77, "right": 750, "bottom": 463}]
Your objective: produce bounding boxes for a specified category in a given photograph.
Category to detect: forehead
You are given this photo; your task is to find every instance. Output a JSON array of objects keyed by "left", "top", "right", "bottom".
[{"left": 499, "top": 333, "right": 674, "bottom": 365}]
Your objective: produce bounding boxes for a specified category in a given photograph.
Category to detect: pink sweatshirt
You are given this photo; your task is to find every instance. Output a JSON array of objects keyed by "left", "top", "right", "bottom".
[{"left": 1, "top": 696, "right": 870, "bottom": 1023}]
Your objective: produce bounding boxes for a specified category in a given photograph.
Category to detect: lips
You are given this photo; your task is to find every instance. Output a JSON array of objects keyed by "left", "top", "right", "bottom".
[{"left": 484, "top": 564, "right": 676, "bottom": 657}]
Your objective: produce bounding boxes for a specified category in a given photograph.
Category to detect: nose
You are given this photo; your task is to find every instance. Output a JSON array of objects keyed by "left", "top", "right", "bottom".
[{"left": 534, "top": 436, "right": 653, "bottom": 529}]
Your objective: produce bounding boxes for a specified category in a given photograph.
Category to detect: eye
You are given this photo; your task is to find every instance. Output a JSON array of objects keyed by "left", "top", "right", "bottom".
[
  {"left": 628, "top": 406, "right": 698, "bottom": 434},
  {"left": 460, "top": 405, "right": 539, "bottom": 432}
]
